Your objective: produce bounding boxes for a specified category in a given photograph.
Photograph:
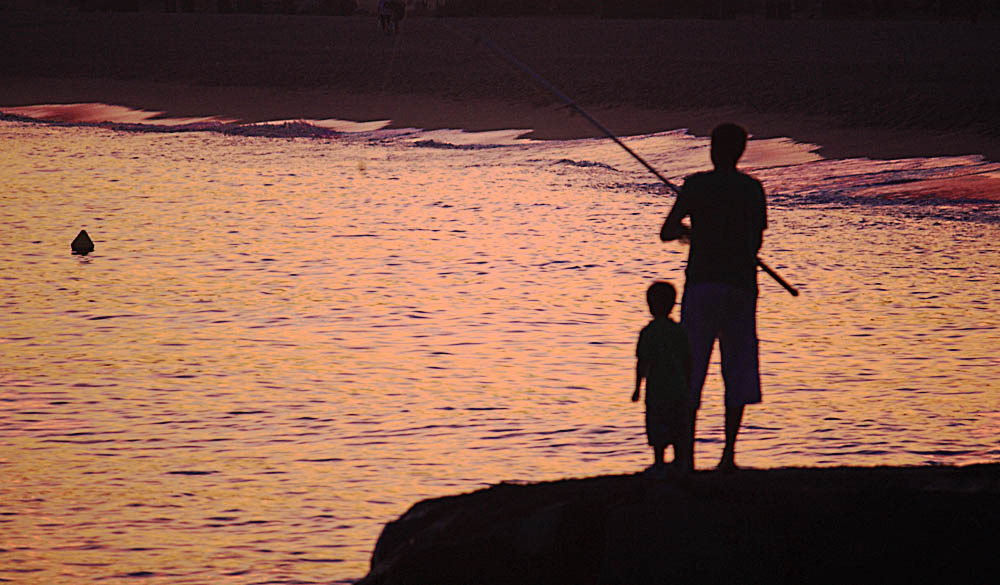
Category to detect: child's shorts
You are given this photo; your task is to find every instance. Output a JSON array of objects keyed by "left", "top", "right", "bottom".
[{"left": 646, "top": 398, "right": 687, "bottom": 448}]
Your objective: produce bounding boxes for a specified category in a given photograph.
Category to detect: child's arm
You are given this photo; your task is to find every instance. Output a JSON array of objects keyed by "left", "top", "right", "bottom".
[{"left": 632, "top": 358, "right": 647, "bottom": 402}]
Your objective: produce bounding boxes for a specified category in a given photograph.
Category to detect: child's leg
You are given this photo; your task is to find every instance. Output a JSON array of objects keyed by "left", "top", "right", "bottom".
[{"left": 653, "top": 445, "right": 666, "bottom": 466}]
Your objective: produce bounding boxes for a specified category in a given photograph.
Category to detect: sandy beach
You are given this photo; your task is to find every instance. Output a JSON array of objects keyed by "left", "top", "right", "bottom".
[{"left": 2, "top": 11, "right": 998, "bottom": 160}]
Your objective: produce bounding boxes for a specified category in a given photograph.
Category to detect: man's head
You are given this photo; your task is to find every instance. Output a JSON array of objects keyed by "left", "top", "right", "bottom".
[
  {"left": 710, "top": 123, "right": 748, "bottom": 170},
  {"left": 646, "top": 281, "right": 677, "bottom": 319}
]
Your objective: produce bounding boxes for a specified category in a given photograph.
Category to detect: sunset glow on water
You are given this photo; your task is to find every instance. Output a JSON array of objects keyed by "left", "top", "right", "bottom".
[{"left": 2, "top": 114, "right": 998, "bottom": 583}]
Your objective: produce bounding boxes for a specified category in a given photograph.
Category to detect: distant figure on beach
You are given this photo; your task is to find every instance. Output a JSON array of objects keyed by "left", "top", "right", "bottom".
[
  {"left": 660, "top": 123, "right": 766, "bottom": 472},
  {"left": 632, "top": 281, "right": 693, "bottom": 474},
  {"left": 377, "top": 0, "right": 405, "bottom": 35},
  {"left": 936, "top": 0, "right": 982, "bottom": 22}
]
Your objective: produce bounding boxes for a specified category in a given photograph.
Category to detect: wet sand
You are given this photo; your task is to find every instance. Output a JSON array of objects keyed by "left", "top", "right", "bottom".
[
  {"left": 1, "top": 11, "right": 998, "bottom": 164},
  {"left": 855, "top": 174, "right": 1000, "bottom": 202}
]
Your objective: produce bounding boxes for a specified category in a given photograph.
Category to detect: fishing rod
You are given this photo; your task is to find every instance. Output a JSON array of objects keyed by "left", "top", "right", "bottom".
[{"left": 472, "top": 34, "right": 800, "bottom": 297}]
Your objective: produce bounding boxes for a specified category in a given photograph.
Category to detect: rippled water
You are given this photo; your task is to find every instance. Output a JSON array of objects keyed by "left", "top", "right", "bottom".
[{"left": 2, "top": 114, "right": 999, "bottom": 583}]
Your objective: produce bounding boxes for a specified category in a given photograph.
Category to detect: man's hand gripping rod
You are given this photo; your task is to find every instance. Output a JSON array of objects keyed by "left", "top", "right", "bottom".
[{"left": 474, "top": 35, "right": 799, "bottom": 297}]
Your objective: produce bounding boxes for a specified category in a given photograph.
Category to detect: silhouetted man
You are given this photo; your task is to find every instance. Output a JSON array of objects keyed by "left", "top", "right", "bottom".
[{"left": 660, "top": 123, "right": 766, "bottom": 471}]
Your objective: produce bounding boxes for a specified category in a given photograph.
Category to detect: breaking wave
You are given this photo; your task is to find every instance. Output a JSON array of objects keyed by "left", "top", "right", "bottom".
[
  {"left": 0, "top": 111, "right": 348, "bottom": 139},
  {"left": 4, "top": 102, "right": 999, "bottom": 217}
]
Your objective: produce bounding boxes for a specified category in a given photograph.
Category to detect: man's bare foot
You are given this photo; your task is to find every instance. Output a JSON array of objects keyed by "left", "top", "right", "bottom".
[{"left": 717, "top": 450, "right": 737, "bottom": 473}]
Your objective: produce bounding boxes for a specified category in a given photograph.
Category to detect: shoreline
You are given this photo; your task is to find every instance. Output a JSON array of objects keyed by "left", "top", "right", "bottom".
[
  {"left": 7, "top": 81, "right": 1000, "bottom": 202},
  {"left": 3, "top": 76, "right": 999, "bottom": 163},
  {"left": 1, "top": 13, "right": 998, "bottom": 162}
]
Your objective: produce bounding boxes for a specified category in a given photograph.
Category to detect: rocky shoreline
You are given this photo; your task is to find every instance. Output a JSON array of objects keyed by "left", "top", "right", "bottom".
[{"left": 359, "top": 463, "right": 999, "bottom": 584}]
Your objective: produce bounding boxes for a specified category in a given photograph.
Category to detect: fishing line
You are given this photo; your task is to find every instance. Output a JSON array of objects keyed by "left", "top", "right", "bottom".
[{"left": 446, "top": 24, "right": 799, "bottom": 297}]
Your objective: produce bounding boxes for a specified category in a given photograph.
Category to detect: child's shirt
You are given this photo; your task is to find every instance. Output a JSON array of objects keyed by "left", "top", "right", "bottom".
[{"left": 636, "top": 317, "right": 691, "bottom": 404}]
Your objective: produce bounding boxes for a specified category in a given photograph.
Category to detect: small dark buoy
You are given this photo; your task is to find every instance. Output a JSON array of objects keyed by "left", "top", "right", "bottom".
[{"left": 71, "top": 229, "right": 94, "bottom": 255}]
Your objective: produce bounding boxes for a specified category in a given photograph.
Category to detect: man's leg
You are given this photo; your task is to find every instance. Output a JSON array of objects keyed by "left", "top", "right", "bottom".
[
  {"left": 718, "top": 405, "right": 744, "bottom": 471},
  {"left": 681, "top": 283, "right": 724, "bottom": 470},
  {"left": 676, "top": 407, "right": 697, "bottom": 472},
  {"left": 681, "top": 284, "right": 718, "bottom": 407},
  {"left": 718, "top": 285, "right": 761, "bottom": 471}
]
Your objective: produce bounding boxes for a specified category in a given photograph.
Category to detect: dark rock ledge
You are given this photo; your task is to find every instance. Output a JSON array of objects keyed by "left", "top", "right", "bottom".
[{"left": 359, "top": 464, "right": 999, "bottom": 584}]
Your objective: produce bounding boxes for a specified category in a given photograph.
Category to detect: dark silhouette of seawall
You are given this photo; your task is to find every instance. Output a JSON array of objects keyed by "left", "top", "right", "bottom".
[{"left": 359, "top": 464, "right": 998, "bottom": 584}]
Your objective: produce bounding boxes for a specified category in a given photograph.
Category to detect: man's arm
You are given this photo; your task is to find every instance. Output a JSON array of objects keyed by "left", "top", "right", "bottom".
[
  {"left": 660, "top": 204, "right": 690, "bottom": 242},
  {"left": 754, "top": 181, "right": 767, "bottom": 252},
  {"left": 660, "top": 183, "right": 691, "bottom": 242}
]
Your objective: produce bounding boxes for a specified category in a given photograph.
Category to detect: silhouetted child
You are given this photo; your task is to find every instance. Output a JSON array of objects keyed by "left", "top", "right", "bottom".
[{"left": 632, "top": 281, "right": 693, "bottom": 473}]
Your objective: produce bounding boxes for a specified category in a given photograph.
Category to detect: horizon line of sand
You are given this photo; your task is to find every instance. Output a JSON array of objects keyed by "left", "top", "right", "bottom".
[
  {"left": 3, "top": 75, "right": 998, "bottom": 159},
  {"left": 2, "top": 12, "right": 999, "bottom": 198},
  {"left": 5, "top": 79, "right": 999, "bottom": 202},
  {"left": 2, "top": 13, "right": 998, "bottom": 154}
]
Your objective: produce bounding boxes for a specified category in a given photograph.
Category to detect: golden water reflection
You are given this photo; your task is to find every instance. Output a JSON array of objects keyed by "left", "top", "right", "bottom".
[{"left": 1, "top": 121, "right": 997, "bottom": 583}]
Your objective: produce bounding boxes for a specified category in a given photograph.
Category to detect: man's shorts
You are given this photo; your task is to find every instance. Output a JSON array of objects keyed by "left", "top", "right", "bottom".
[{"left": 681, "top": 282, "right": 762, "bottom": 409}]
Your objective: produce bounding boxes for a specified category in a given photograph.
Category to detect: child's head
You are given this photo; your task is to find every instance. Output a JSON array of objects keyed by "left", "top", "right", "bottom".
[{"left": 646, "top": 281, "right": 677, "bottom": 319}]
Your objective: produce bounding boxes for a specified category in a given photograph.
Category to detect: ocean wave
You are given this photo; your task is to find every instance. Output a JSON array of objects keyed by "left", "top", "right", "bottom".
[
  {"left": 552, "top": 158, "right": 620, "bottom": 171},
  {"left": 217, "top": 120, "right": 344, "bottom": 138},
  {"left": 409, "top": 138, "right": 518, "bottom": 150},
  {"left": 0, "top": 111, "right": 348, "bottom": 139},
  {"left": 4, "top": 103, "right": 998, "bottom": 215}
]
